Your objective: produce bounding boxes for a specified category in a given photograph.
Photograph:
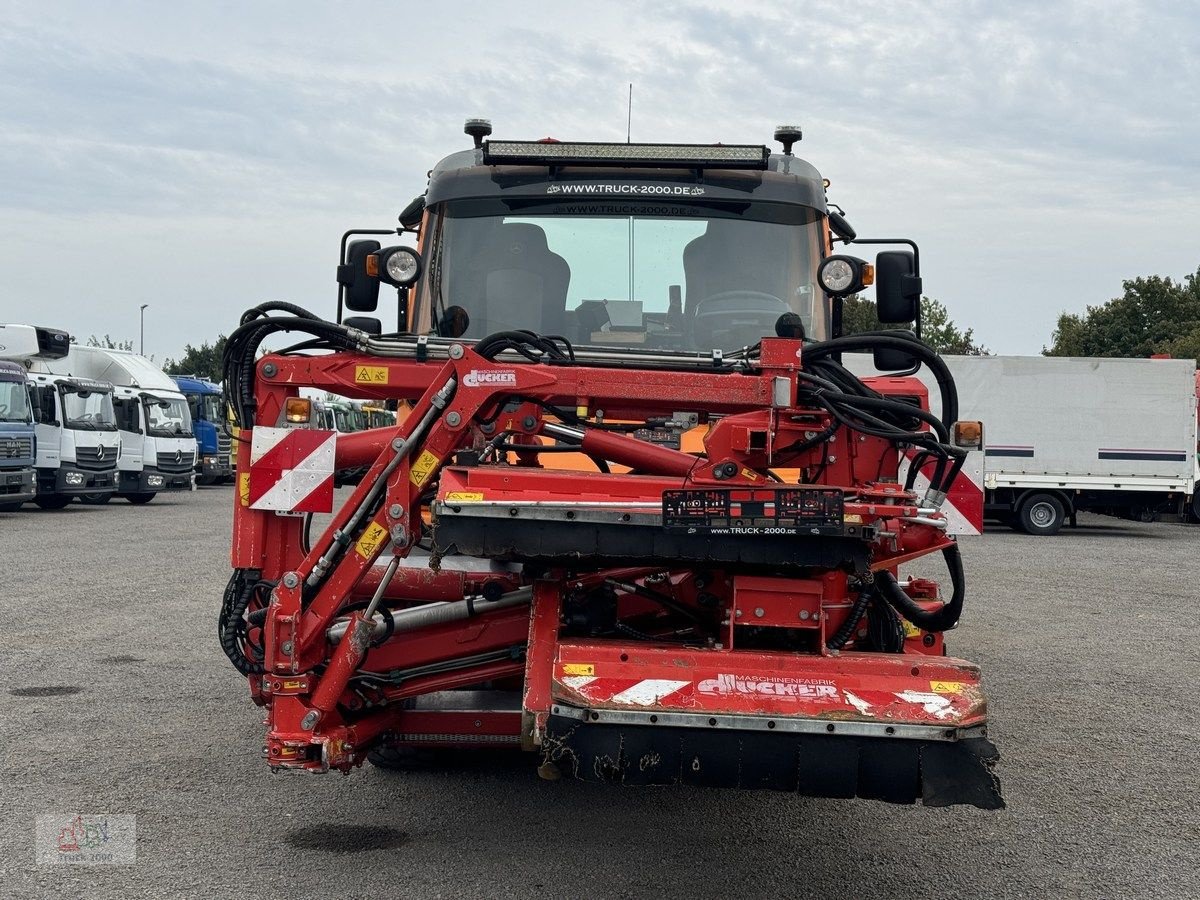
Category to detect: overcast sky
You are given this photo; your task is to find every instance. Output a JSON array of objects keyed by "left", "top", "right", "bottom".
[{"left": 1, "top": 0, "right": 1196, "bottom": 361}]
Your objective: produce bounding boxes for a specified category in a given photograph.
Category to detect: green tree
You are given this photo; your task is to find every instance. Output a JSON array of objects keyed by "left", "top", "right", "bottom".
[
  {"left": 163, "top": 335, "right": 228, "bottom": 383},
  {"left": 1044, "top": 269, "right": 1200, "bottom": 363},
  {"left": 86, "top": 334, "right": 134, "bottom": 351},
  {"left": 840, "top": 296, "right": 988, "bottom": 355}
]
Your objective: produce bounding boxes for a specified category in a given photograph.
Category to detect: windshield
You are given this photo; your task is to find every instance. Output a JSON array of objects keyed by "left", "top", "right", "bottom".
[
  {"left": 144, "top": 396, "right": 194, "bottom": 437},
  {"left": 425, "top": 200, "right": 826, "bottom": 351},
  {"left": 188, "top": 392, "right": 225, "bottom": 424},
  {"left": 61, "top": 386, "right": 117, "bottom": 430},
  {"left": 334, "top": 408, "right": 364, "bottom": 432},
  {"left": 0, "top": 380, "right": 32, "bottom": 423}
]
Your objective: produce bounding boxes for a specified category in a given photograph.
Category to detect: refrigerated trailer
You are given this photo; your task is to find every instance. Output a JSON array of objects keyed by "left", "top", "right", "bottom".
[
  {"left": 848, "top": 353, "right": 1197, "bottom": 533},
  {"left": 904, "top": 355, "right": 1196, "bottom": 534}
]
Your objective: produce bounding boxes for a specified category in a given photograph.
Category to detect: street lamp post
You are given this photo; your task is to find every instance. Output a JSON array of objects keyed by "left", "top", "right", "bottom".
[{"left": 140, "top": 304, "right": 149, "bottom": 355}]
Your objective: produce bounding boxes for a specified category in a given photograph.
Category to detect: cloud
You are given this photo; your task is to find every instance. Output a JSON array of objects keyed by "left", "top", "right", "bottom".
[{"left": 0, "top": 1, "right": 1196, "bottom": 358}]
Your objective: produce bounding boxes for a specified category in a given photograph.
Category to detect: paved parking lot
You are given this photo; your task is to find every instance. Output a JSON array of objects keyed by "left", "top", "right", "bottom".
[{"left": 1, "top": 489, "right": 1197, "bottom": 899}]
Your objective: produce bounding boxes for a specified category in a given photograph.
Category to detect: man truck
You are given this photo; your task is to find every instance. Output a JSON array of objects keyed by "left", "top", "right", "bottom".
[{"left": 0, "top": 360, "right": 37, "bottom": 511}]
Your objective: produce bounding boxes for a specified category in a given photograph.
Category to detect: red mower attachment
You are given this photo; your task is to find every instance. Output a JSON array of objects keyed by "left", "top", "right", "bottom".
[{"left": 220, "top": 315, "right": 1001, "bottom": 808}]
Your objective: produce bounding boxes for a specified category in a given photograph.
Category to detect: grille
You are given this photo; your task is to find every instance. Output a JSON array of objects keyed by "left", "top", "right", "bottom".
[
  {"left": 157, "top": 451, "right": 194, "bottom": 473},
  {"left": 217, "top": 431, "right": 232, "bottom": 454},
  {"left": 1, "top": 437, "right": 33, "bottom": 459},
  {"left": 75, "top": 448, "right": 117, "bottom": 472}
]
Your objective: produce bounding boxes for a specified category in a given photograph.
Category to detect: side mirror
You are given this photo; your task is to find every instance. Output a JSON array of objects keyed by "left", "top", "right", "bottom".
[
  {"left": 343, "top": 316, "right": 382, "bottom": 335},
  {"left": 873, "top": 329, "right": 919, "bottom": 371},
  {"left": 875, "top": 250, "right": 921, "bottom": 323},
  {"left": 398, "top": 195, "right": 426, "bottom": 230},
  {"left": 340, "top": 240, "right": 382, "bottom": 313},
  {"left": 437, "top": 305, "right": 471, "bottom": 338}
]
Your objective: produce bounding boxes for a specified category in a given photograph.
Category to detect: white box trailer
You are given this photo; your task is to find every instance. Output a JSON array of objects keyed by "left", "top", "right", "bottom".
[{"left": 851, "top": 353, "right": 1198, "bottom": 534}]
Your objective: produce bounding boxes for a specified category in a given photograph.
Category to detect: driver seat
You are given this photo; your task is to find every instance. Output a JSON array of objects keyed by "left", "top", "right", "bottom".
[
  {"left": 682, "top": 219, "right": 795, "bottom": 316},
  {"left": 460, "top": 223, "right": 570, "bottom": 336}
]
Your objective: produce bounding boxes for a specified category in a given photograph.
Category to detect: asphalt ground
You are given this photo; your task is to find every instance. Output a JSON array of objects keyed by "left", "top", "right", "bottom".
[{"left": 1, "top": 488, "right": 1197, "bottom": 899}]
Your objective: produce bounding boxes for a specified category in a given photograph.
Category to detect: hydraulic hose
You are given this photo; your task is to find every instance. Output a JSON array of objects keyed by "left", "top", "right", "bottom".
[
  {"left": 826, "top": 589, "right": 872, "bottom": 651},
  {"left": 219, "top": 571, "right": 265, "bottom": 675},
  {"left": 803, "top": 332, "right": 959, "bottom": 428},
  {"left": 875, "top": 544, "right": 966, "bottom": 632}
]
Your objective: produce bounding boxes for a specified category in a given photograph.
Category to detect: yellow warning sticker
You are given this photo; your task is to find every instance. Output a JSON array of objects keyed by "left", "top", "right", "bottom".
[
  {"left": 354, "top": 522, "right": 389, "bottom": 559},
  {"left": 930, "top": 681, "right": 964, "bottom": 694},
  {"left": 354, "top": 365, "right": 389, "bottom": 385},
  {"left": 238, "top": 472, "right": 250, "bottom": 507},
  {"left": 843, "top": 514, "right": 863, "bottom": 524},
  {"left": 902, "top": 620, "right": 922, "bottom": 638},
  {"left": 409, "top": 450, "right": 439, "bottom": 487},
  {"left": 281, "top": 680, "right": 304, "bottom": 690},
  {"left": 562, "top": 663, "right": 595, "bottom": 676},
  {"left": 445, "top": 491, "right": 484, "bottom": 502}
]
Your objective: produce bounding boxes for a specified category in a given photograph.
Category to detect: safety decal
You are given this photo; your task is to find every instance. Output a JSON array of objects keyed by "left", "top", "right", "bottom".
[
  {"left": 354, "top": 522, "right": 389, "bottom": 559},
  {"left": 410, "top": 450, "right": 439, "bottom": 487},
  {"left": 354, "top": 365, "right": 389, "bottom": 385}
]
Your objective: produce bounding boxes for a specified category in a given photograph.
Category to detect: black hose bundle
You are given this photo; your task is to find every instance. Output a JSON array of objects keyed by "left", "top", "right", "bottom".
[
  {"left": 874, "top": 544, "right": 966, "bottom": 633},
  {"left": 222, "top": 302, "right": 363, "bottom": 429},
  {"left": 865, "top": 591, "right": 908, "bottom": 652},
  {"left": 795, "top": 330, "right": 965, "bottom": 497},
  {"left": 219, "top": 570, "right": 267, "bottom": 675},
  {"left": 826, "top": 588, "right": 873, "bottom": 651},
  {"left": 802, "top": 331, "right": 959, "bottom": 427},
  {"left": 475, "top": 330, "right": 575, "bottom": 363}
]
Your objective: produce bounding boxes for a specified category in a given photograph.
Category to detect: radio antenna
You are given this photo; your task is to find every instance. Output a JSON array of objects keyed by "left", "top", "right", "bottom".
[{"left": 626, "top": 83, "right": 633, "bottom": 143}]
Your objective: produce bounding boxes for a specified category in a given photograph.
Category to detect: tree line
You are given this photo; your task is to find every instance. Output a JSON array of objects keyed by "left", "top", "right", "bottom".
[{"left": 842, "top": 265, "right": 1199, "bottom": 364}]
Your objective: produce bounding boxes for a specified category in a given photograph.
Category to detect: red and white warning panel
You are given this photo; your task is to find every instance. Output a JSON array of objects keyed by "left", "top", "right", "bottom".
[
  {"left": 248, "top": 427, "right": 336, "bottom": 513},
  {"left": 900, "top": 448, "right": 985, "bottom": 535}
]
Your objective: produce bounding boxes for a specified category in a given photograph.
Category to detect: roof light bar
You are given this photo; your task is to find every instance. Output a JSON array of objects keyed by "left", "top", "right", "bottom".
[{"left": 482, "top": 140, "right": 770, "bottom": 170}]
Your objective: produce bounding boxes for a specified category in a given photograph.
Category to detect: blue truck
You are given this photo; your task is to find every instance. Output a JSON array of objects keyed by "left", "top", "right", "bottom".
[
  {"left": 171, "top": 375, "right": 233, "bottom": 485},
  {"left": 0, "top": 359, "right": 37, "bottom": 511}
]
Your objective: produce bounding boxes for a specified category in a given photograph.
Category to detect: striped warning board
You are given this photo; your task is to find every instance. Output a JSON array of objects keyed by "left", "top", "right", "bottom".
[
  {"left": 248, "top": 427, "right": 336, "bottom": 513},
  {"left": 900, "top": 448, "right": 985, "bottom": 535}
]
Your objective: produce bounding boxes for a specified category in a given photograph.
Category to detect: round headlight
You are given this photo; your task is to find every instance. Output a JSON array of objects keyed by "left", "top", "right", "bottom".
[
  {"left": 817, "top": 254, "right": 870, "bottom": 297},
  {"left": 381, "top": 247, "right": 422, "bottom": 286},
  {"left": 819, "top": 258, "right": 855, "bottom": 293}
]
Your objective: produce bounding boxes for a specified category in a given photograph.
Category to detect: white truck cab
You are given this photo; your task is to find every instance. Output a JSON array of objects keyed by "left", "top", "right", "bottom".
[
  {"left": 25, "top": 371, "right": 121, "bottom": 507},
  {"left": 39, "top": 346, "right": 196, "bottom": 504}
]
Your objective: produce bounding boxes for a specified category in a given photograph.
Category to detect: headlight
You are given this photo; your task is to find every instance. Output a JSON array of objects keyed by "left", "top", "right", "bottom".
[
  {"left": 817, "top": 254, "right": 873, "bottom": 297},
  {"left": 205, "top": 456, "right": 217, "bottom": 464},
  {"left": 370, "top": 246, "right": 423, "bottom": 287},
  {"left": 147, "top": 475, "right": 165, "bottom": 487},
  {"left": 65, "top": 472, "right": 84, "bottom": 486}
]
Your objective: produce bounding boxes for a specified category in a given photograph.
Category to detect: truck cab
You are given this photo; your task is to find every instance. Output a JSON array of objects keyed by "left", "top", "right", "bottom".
[
  {"left": 172, "top": 375, "right": 232, "bottom": 485},
  {"left": 25, "top": 372, "right": 120, "bottom": 507},
  {"left": 0, "top": 360, "right": 37, "bottom": 511},
  {"left": 98, "top": 385, "right": 195, "bottom": 503},
  {"left": 37, "top": 345, "right": 197, "bottom": 505}
]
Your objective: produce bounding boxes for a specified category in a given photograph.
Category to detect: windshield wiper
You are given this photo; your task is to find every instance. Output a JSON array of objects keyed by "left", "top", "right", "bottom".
[{"left": 67, "top": 420, "right": 97, "bottom": 430}]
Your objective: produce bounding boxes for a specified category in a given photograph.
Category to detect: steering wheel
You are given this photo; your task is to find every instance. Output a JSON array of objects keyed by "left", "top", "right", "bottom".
[
  {"left": 695, "top": 290, "right": 788, "bottom": 309},
  {"left": 692, "top": 290, "right": 790, "bottom": 348}
]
